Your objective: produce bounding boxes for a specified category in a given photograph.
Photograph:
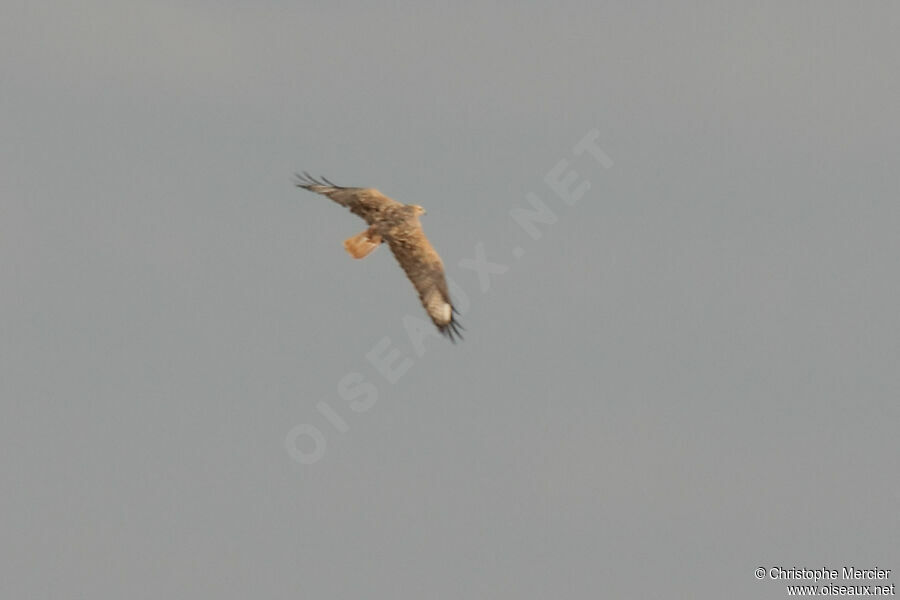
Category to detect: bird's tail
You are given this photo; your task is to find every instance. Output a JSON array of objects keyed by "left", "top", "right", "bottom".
[{"left": 344, "top": 229, "right": 382, "bottom": 259}]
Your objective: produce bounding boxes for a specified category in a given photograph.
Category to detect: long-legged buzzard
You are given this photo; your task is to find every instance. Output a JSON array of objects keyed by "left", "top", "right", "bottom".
[{"left": 295, "top": 173, "right": 463, "bottom": 342}]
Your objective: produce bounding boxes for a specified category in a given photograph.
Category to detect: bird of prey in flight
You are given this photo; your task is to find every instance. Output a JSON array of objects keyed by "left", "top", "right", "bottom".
[{"left": 295, "top": 173, "right": 463, "bottom": 342}]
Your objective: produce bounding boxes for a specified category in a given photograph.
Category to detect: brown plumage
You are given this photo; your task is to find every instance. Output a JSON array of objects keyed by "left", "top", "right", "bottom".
[{"left": 295, "top": 173, "right": 463, "bottom": 342}]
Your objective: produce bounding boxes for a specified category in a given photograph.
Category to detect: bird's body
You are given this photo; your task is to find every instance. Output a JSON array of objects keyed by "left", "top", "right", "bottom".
[{"left": 295, "top": 173, "right": 463, "bottom": 341}]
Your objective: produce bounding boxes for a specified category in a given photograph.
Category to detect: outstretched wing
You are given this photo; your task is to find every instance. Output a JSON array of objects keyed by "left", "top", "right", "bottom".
[
  {"left": 387, "top": 225, "right": 463, "bottom": 342},
  {"left": 295, "top": 173, "right": 401, "bottom": 225}
]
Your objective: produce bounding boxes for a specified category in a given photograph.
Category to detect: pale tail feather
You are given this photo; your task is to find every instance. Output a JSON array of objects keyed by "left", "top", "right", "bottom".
[{"left": 343, "top": 230, "right": 381, "bottom": 259}]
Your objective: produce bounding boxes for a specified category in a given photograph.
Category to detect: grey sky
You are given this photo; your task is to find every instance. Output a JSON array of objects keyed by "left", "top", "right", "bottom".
[{"left": 2, "top": 2, "right": 898, "bottom": 598}]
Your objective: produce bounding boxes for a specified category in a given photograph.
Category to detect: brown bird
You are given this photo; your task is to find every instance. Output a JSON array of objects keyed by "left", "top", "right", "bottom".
[{"left": 295, "top": 173, "right": 463, "bottom": 342}]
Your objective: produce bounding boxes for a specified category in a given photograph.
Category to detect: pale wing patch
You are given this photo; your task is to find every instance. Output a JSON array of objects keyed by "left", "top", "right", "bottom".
[
  {"left": 344, "top": 230, "right": 382, "bottom": 259},
  {"left": 424, "top": 290, "right": 452, "bottom": 325}
]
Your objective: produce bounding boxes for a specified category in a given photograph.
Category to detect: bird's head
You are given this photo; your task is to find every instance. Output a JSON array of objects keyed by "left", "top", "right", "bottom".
[{"left": 410, "top": 204, "right": 427, "bottom": 217}]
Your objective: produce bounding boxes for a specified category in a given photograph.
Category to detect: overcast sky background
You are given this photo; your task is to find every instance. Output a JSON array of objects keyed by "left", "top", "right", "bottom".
[{"left": 2, "top": 2, "right": 899, "bottom": 598}]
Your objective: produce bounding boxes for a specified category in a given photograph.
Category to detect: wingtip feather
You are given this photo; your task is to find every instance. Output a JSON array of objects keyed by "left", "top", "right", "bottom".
[
  {"left": 440, "top": 316, "right": 464, "bottom": 343},
  {"left": 294, "top": 171, "right": 348, "bottom": 191}
]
